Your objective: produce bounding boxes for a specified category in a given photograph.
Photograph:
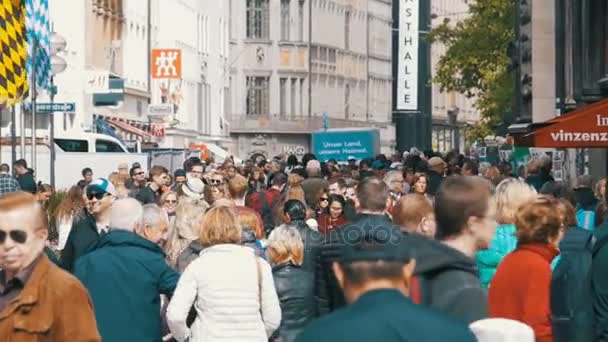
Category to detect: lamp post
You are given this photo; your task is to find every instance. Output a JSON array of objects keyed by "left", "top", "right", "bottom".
[{"left": 49, "top": 32, "right": 67, "bottom": 189}]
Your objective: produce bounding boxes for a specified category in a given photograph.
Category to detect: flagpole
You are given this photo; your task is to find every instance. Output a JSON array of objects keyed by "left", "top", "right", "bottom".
[
  {"left": 19, "top": 104, "right": 25, "bottom": 159},
  {"left": 31, "top": 39, "right": 37, "bottom": 174},
  {"left": 10, "top": 105, "right": 16, "bottom": 167}
]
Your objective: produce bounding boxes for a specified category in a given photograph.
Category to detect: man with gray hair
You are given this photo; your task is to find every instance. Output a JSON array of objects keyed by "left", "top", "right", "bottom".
[
  {"left": 302, "top": 159, "right": 329, "bottom": 208},
  {"left": 74, "top": 198, "right": 179, "bottom": 342}
]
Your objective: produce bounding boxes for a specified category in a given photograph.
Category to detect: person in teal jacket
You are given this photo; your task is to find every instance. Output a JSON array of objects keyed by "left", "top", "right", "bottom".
[
  {"left": 477, "top": 178, "right": 537, "bottom": 288},
  {"left": 74, "top": 199, "right": 179, "bottom": 342}
]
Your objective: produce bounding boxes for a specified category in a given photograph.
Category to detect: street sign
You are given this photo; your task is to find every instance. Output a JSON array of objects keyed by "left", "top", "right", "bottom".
[
  {"left": 35, "top": 102, "right": 76, "bottom": 113},
  {"left": 147, "top": 103, "right": 174, "bottom": 117},
  {"left": 151, "top": 49, "right": 182, "bottom": 79}
]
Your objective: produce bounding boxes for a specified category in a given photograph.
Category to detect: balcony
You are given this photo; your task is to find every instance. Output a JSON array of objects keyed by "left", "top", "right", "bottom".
[{"left": 227, "top": 113, "right": 379, "bottom": 134}]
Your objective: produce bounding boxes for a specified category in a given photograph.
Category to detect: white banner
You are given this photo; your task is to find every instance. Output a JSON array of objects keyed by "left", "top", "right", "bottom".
[{"left": 397, "top": 0, "right": 419, "bottom": 111}]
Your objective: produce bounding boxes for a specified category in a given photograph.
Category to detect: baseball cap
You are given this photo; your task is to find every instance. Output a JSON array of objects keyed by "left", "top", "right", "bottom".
[
  {"left": 87, "top": 178, "right": 116, "bottom": 196},
  {"left": 174, "top": 168, "right": 187, "bottom": 178}
]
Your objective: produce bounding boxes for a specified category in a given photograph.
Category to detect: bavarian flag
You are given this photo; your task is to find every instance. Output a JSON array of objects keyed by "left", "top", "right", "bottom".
[{"left": 0, "top": 0, "right": 28, "bottom": 105}]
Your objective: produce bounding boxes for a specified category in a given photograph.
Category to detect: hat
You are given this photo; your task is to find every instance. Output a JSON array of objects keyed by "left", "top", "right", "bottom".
[
  {"left": 574, "top": 174, "right": 593, "bottom": 189},
  {"left": 371, "top": 160, "right": 385, "bottom": 170},
  {"left": 87, "top": 178, "right": 116, "bottom": 196},
  {"left": 182, "top": 177, "right": 205, "bottom": 199},
  {"left": 174, "top": 168, "right": 187, "bottom": 178},
  {"left": 469, "top": 318, "right": 534, "bottom": 342},
  {"left": 428, "top": 157, "right": 447, "bottom": 168},
  {"left": 338, "top": 233, "right": 411, "bottom": 264}
]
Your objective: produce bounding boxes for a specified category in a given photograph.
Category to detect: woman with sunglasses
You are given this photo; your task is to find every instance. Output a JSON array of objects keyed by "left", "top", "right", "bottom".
[
  {"left": 317, "top": 194, "right": 349, "bottom": 234},
  {"left": 315, "top": 190, "right": 330, "bottom": 218}
]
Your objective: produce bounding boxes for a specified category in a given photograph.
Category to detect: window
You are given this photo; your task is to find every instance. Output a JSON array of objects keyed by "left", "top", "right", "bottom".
[
  {"left": 96, "top": 140, "right": 125, "bottom": 153},
  {"left": 300, "top": 78, "right": 305, "bottom": 116},
  {"left": 345, "top": 11, "right": 350, "bottom": 50},
  {"left": 281, "top": 0, "right": 290, "bottom": 41},
  {"left": 291, "top": 78, "right": 297, "bottom": 117},
  {"left": 280, "top": 78, "right": 288, "bottom": 118},
  {"left": 246, "top": 76, "right": 270, "bottom": 116},
  {"left": 197, "top": 83, "right": 203, "bottom": 133},
  {"left": 298, "top": 0, "right": 304, "bottom": 41},
  {"left": 247, "top": 0, "right": 270, "bottom": 39},
  {"left": 55, "top": 139, "right": 89, "bottom": 152}
]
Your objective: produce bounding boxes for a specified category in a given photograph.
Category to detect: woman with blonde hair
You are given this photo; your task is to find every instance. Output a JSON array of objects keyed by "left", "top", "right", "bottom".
[
  {"left": 477, "top": 177, "right": 537, "bottom": 288},
  {"left": 267, "top": 226, "right": 314, "bottom": 342},
  {"left": 167, "top": 200, "right": 206, "bottom": 269},
  {"left": 167, "top": 206, "right": 281, "bottom": 342},
  {"left": 55, "top": 186, "right": 85, "bottom": 251}
]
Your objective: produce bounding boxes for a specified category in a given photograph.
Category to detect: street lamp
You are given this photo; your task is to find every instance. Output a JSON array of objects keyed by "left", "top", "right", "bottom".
[{"left": 49, "top": 32, "right": 67, "bottom": 189}]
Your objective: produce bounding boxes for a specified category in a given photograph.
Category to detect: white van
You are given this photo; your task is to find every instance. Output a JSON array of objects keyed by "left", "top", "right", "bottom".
[{"left": 1, "top": 132, "right": 149, "bottom": 190}]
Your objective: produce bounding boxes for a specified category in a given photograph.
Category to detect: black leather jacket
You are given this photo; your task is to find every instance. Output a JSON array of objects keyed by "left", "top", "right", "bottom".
[
  {"left": 315, "top": 214, "right": 404, "bottom": 315},
  {"left": 270, "top": 263, "right": 315, "bottom": 342},
  {"left": 280, "top": 221, "right": 321, "bottom": 274}
]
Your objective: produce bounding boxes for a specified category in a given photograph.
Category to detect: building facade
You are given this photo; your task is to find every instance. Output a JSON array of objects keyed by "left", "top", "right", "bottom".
[
  {"left": 1, "top": 0, "right": 231, "bottom": 154},
  {"left": 430, "top": 0, "right": 481, "bottom": 153},
  {"left": 228, "top": 0, "right": 396, "bottom": 161}
]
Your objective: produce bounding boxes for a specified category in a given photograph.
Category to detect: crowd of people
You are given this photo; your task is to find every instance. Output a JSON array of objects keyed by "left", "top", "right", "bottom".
[{"left": 0, "top": 148, "right": 607, "bottom": 341}]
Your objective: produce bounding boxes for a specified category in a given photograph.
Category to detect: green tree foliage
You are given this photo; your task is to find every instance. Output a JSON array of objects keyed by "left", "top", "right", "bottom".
[{"left": 429, "top": 0, "right": 514, "bottom": 143}]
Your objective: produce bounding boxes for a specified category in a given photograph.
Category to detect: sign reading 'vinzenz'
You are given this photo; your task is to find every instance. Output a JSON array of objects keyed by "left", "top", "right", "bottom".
[{"left": 397, "top": 0, "right": 419, "bottom": 111}]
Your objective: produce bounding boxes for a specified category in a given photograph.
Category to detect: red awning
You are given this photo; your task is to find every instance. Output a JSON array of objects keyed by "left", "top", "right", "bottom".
[
  {"left": 516, "top": 98, "right": 608, "bottom": 148},
  {"left": 107, "top": 118, "right": 153, "bottom": 139}
]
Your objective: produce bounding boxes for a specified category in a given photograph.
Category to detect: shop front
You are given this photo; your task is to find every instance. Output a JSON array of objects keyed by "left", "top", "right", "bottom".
[
  {"left": 511, "top": 98, "right": 608, "bottom": 178},
  {"left": 232, "top": 133, "right": 311, "bottom": 162}
]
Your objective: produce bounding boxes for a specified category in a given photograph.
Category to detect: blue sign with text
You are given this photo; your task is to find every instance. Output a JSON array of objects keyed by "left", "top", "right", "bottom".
[{"left": 312, "top": 129, "right": 379, "bottom": 162}]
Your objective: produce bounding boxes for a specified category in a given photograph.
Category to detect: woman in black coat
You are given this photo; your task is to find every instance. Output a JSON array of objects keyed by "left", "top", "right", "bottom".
[{"left": 267, "top": 225, "right": 316, "bottom": 342}]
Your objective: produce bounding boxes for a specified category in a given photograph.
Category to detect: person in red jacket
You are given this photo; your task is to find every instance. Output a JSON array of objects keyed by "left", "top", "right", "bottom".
[
  {"left": 489, "top": 195, "right": 565, "bottom": 342},
  {"left": 318, "top": 194, "right": 349, "bottom": 234}
]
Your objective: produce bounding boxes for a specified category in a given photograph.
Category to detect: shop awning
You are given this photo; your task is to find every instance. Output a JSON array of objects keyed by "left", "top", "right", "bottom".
[
  {"left": 513, "top": 98, "right": 608, "bottom": 148},
  {"left": 107, "top": 118, "right": 153, "bottom": 140}
]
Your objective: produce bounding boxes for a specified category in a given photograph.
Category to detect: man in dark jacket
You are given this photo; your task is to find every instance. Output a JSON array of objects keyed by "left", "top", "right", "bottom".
[
  {"left": 296, "top": 232, "right": 476, "bottom": 342},
  {"left": 426, "top": 157, "right": 446, "bottom": 196},
  {"left": 74, "top": 199, "right": 178, "bottom": 342},
  {"left": 13, "top": 159, "right": 36, "bottom": 193},
  {"left": 315, "top": 176, "right": 404, "bottom": 315},
  {"left": 135, "top": 165, "right": 168, "bottom": 205},
  {"left": 413, "top": 175, "right": 493, "bottom": 323},
  {"left": 61, "top": 178, "right": 115, "bottom": 272}
]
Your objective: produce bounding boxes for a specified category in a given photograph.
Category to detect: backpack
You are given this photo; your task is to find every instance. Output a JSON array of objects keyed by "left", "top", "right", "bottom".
[
  {"left": 551, "top": 228, "right": 608, "bottom": 342},
  {"left": 258, "top": 191, "right": 282, "bottom": 237},
  {"left": 576, "top": 209, "right": 596, "bottom": 230}
]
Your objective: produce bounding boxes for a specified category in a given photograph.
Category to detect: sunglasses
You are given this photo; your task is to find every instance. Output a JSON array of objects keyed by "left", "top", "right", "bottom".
[
  {"left": 136, "top": 172, "right": 145, "bottom": 176},
  {"left": 86, "top": 192, "right": 109, "bottom": 200},
  {"left": 165, "top": 199, "right": 177, "bottom": 204},
  {"left": 320, "top": 197, "right": 329, "bottom": 202},
  {"left": 210, "top": 179, "right": 224, "bottom": 185},
  {"left": 0, "top": 229, "right": 28, "bottom": 244}
]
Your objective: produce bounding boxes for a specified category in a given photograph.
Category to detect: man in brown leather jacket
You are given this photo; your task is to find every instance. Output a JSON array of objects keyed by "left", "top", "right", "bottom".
[{"left": 0, "top": 192, "right": 100, "bottom": 341}]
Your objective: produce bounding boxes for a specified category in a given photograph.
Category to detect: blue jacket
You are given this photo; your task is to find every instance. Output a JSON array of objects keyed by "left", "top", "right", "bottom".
[
  {"left": 477, "top": 224, "right": 518, "bottom": 288},
  {"left": 74, "top": 230, "right": 179, "bottom": 342},
  {"left": 295, "top": 289, "right": 476, "bottom": 342}
]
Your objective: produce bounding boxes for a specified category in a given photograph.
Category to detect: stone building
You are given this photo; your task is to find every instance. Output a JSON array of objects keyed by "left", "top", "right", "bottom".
[{"left": 227, "top": 0, "right": 396, "bottom": 161}]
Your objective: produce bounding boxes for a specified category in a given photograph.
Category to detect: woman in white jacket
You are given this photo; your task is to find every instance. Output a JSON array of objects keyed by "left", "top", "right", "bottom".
[{"left": 167, "top": 206, "right": 281, "bottom": 342}]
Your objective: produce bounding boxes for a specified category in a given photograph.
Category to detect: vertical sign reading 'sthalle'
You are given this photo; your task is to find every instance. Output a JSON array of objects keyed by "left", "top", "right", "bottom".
[{"left": 397, "top": 0, "right": 419, "bottom": 111}]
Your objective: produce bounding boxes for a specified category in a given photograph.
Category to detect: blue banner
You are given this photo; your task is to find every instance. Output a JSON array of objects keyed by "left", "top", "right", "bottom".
[{"left": 312, "top": 130, "right": 378, "bottom": 161}]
